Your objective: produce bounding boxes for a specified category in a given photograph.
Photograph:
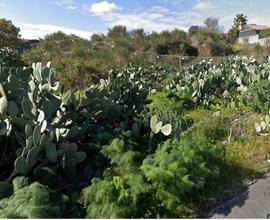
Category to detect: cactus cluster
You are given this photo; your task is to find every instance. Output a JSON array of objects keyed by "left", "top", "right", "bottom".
[
  {"left": 255, "top": 114, "right": 270, "bottom": 134},
  {"left": 168, "top": 56, "right": 270, "bottom": 107},
  {"left": 0, "top": 62, "right": 86, "bottom": 177}
]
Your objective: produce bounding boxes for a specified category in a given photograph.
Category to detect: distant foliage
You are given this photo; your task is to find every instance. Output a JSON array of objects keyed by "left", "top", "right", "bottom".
[
  {"left": 0, "top": 19, "right": 21, "bottom": 49},
  {"left": 21, "top": 26, "right": 235, "bottom": 90},
  {"left": 245, "top": 80, "right": 270, "bottom": 114},
  {"left": 169, "top": 56, "right": 270, "bottom": 107},
  {"left": 259, "top": 28, "right": 270, "bottom": 39}
]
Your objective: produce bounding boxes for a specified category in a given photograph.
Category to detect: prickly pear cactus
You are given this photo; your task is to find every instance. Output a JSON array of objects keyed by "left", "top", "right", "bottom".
[{"left": 0, "top": 62, "right": 87, "bottom": 177}]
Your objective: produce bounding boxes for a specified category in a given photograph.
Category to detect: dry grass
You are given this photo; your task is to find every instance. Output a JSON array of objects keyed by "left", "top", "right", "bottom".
[{"left": 185, "top": 107, "right": 270, "bottom": 213}]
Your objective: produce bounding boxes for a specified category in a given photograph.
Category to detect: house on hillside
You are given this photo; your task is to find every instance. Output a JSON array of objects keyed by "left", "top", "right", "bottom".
[{"left": 237, "top": 24, "right": 270, "bottom": 46}]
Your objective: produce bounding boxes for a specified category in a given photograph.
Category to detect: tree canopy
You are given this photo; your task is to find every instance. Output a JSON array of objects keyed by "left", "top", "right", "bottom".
[{"left": 0, "top": 18, "right": 21, "bottom": 49}]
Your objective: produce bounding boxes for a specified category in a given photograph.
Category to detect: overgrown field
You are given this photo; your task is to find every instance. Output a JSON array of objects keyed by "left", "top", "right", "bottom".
[{"left": 0, "top": 56, "right": 270, "bottom": 218}]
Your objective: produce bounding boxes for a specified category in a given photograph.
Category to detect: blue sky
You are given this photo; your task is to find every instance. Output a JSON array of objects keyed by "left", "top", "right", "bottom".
[{"left": 0, "top": 0, "right": 270, "bottom": 39}]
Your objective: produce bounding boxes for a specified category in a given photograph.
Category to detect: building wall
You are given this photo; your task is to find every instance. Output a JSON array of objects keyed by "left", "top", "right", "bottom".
[
  {"left": 237, "top": 34, "right": 259, "bottom": 44},
  {"left": 259, "top": 37, "right": 270, "bottom": 46},
  {"left": 237, "top": 35, "right": 270, "bottom": 46}
]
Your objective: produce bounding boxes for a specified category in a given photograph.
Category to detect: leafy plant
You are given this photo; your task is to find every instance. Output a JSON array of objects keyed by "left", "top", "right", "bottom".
[
  {"left": 150, "top": 115, "right": 172, "bottom": 136},
  {"left": 169, "top": 56, "right": 270, "bottom": 108},
  {"left": 244, "top": 80, "right": 270, "bottom": 114},
  {"left": 0, "top": 177, "right": 77, "bottom": 218}
]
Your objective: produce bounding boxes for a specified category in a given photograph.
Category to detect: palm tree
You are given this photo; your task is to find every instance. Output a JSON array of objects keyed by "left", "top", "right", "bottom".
[
  {"left": 226, "top": 14, "right": 248, "bottom": 43},
  {"left": 233, "top": 14, "right": 248, "bottom": 31}
]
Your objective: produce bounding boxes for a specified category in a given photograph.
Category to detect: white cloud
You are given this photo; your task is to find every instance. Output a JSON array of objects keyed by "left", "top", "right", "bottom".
[
  {"left": 55, "top": 0, "right": 77, "bottom": 10},
  {"left": 193, "top": 1, "right": 214, "bottom": 11},
  {"left": 52, "top": 0, "right": 270, "bottom": 35},
  {"left": 19, "top": 23, "right": 93, "bottom": 39},
  {"left": 87, "top": 5, "right": 202, "bottom": 33},
  {"left": 89, "top": 1, "right": 120, "bottom": 14}
]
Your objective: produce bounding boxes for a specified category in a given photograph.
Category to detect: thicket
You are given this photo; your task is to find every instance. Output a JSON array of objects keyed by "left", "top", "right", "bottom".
[
  {"left": 259, "top": 28, "right": 270, "bottom": 39},
  {"left": 1, "top": 55, "right": 270, "bottom": 217},
  {"left": 21, "top": 25, "right": 234, "bottom": 90}
]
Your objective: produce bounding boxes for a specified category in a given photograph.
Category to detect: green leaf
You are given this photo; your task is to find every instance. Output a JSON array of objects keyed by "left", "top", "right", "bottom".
[
  {"left": 40, "top": 120, "right": 47, "bottom": 133},
  {"left": 11, "top": 117, "right": 29, "bottom": 129},
  {"left": 0, "top": 181, "right": 12, "bottom": 199},
  {"left": 255, "top": 123, "right": 261, "bottom": 133},
  {"left": 236, "top": 77, "right": 242, "bottom": 85},
  {"left": 28, "top": 86, "right": 39, "bottom": 103},
  {"left": 154, "top": 121, "right": 163, "bottom": 134},
  {"left": 37, "top": 110, "right": 45, "bottom": 123},
  {"left": 0, "top": 96, "right": 8, "bottom": 115},
  {"left": 33, "top": 125, "right": 41, "bottom": 146},
  {"left": 15, "top": 156, "right": 27, "bottom": 174},
  {"left": 33, "top": 69, "right": 42, "bottom": 82},
  {"left": 26, "top": 146, "right": 40, "bottom": 168},
  {"left": 182, "top": 175, "right": 195, "bottom": 187},
  {"left": 45, "top": 143, "right": 57, "bottom": 163},
  {"left": 131, "top": 122, "right": 139, "bottom": 135},
  {"left": 41, "top": 83, "right": 51, "bottom": 92},
  {"left": 22, "top": 98, "right": 34, "bottom": 119},
  {"left": 150, "top": 115, "right": 158, "bottom": 131},
  {"left": 39, "top": 133, "right": 48, "bottom": 145},
  {"left": 25, "top": 124, "right": 33, "bottom": 138},
  {"left": 7, "top": 101, "right": 19, "bottom": 117},
  {"left": 100, "top": 79, "right": 106, "bottom": 87},
  {"left": 161, "top": 124, "right": 172, "bottom": 136},
  {"left": 26, "top": 136, "right": 34, "bottom": 150},
  {"left": 261, "top": 121, "right": 267, "bottom": 130},
  {"left": 265, "top": 115, "right": 270, "bottom": 125},
  {"left": 74, "top": 152, "right": 87, "bottom": 164}
]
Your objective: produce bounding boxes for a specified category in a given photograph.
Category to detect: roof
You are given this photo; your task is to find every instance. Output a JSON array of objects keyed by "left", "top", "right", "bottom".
[{"left": 247, "top": 24, "right": 270, "bottom": 30}]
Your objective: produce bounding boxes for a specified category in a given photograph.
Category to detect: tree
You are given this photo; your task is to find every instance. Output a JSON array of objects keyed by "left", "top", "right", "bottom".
[
  {"left": 227, "top": 14, "right": 248, "bottom": 43},
  {"left": 188, "top": 26, "right": 200, "bottom": 36},
  {"left": 107, "top": 25, "right": 128, "bottom": 39},
  {"left": 0, "top": 19, "right": 21, "bottom": 49},
  {"left": 233, "top": 14, "right": 248, "bottom": 32},
  {"left": 91, "top": 33, "right": 105, "bottom": 43},
  {"left": 203, "top": 17, "right": 220, "bottom": 32}
]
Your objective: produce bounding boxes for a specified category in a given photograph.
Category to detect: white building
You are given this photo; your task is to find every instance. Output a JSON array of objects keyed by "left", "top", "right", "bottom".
[{"left": 237, "top": 24, "right": 270, "bottom": 46}]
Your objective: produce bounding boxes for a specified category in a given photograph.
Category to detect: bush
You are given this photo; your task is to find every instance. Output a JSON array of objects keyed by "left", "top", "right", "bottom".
[
  {"left": 244, "top": 80, "right": 270, "bottom": 114},
  {"left": 82, "top": 132, "right": 225, "bottom": 218},
  {"left": 81, "top": 138, "right": 154, "bottom": 218},
  {"left": 141, "top": 132, "right": 224, "bottom": 217},
  {"left": 0, "top": 177, "right": 77, "bottom": 218},
  {"left": 259, "top": 28, "right": 270, "bottom": 39},
  {"left": 149, "top": 90, "right": 194, "bottom": 115}
]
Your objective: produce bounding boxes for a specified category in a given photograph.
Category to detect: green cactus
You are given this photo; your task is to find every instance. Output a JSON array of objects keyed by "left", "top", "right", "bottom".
[
  {"left": 0, "top": 96, "right": 8, "bottom": 115},
  {"left": 45, "top": 143, "right": 57, "bottom": 163},
  {"left": 150, "top": 115, "right": 172, "bottom": 136},
  {"left": 7, "top": 101, "right": 18, "bottom": 117},
  {"left": 33, "top": 125, "right": 42, "bottom": 146},
  {"left": 0, "top": 182, "right": 12, "bottom": 199},
  {"left": 26, "top": 146, "right": 40, "bottom": 169},
  {"left": 22, "top": 98, "right": 35, "bottom": 119},
  {"left": 14, "top": 156, "right": 27, "bottom": 174},
  {"left": 25, "top": 124, "right": 33, "bottom": 138}
]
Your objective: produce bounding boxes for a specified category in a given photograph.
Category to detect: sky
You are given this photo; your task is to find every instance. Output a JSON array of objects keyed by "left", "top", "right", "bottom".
[{"left": 0, "top": 0, "right": 270, "bottom": 39}]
